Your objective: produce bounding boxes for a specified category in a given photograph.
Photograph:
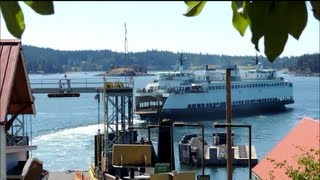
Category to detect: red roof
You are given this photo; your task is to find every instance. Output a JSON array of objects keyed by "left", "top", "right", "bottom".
[
  {"left": 252, "top": 117, "right": 320, "bottom": 179},
  {"left": 0, "top": 39, "right": 36, "bottom": 124}
]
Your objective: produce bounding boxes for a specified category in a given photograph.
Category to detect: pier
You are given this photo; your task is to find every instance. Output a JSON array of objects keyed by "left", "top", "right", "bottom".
[{"left": 30, "top": 77, "right": 133, "bottom": 94}]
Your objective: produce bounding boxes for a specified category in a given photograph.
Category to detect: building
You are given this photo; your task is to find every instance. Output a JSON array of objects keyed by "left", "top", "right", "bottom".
[
  {"left": 0, "top": 39, "right": 42, "bottom": 179},
  {"left": 252, "top": 117, "right": 320, "bottom": 179}
]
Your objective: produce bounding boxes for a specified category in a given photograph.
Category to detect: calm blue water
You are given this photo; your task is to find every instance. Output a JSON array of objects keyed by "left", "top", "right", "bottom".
[{"left": 28, "top": 71, "right": 319, "bottom": 180}]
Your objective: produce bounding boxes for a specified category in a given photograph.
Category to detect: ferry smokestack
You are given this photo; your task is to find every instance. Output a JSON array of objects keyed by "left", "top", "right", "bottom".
[{"left": 157, "top": 118, "right": 175, "bottom": 171}]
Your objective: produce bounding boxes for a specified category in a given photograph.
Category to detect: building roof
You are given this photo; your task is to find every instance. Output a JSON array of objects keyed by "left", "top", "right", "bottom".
[
  {"left": 252, "top": 117, "right": 320, "bottom": 179},
  {"left": 0, "top": 39, "right": 36, "bottom": 124}
]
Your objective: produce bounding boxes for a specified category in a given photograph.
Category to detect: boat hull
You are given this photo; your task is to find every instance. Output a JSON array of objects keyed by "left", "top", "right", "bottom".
[{"left": 136, "top": 100, "right": 293, "bottom": 121}]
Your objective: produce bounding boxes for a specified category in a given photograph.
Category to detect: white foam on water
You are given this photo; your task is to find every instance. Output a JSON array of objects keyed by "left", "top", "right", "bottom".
[{"left": 32, "top": 118, "right": 146, "bottom": 171}]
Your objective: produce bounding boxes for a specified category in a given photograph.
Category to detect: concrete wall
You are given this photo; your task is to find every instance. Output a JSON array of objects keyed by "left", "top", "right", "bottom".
[{"left": 0, "top": 125, "right": 6, "bottom": 180}]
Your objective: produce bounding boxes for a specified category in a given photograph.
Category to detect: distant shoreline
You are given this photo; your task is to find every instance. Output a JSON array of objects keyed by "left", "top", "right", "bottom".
[
  {"left": 95, "top": 67, "right": 155, "bottom": 77},
  {"left": 28, "top": 69, "right": 319, "bottom": 77},
  {"left": 279, "top": 69, "right": 320, "bottom": 77}
]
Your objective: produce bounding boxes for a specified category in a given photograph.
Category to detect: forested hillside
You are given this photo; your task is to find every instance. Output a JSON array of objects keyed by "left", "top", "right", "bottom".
[{"left": 22, "top": 45, "right": 319, "bottom": 75}]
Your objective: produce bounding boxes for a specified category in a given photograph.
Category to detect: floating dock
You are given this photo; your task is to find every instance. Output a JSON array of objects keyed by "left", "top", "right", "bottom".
[{"left": 179, "top": 133, "right": 258, "bottom": 166}]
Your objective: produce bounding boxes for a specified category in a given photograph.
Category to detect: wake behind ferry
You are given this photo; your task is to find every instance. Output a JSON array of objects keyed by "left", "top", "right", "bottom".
[{"left": 134, "top": 55, "right": 294, "bottom": 120}]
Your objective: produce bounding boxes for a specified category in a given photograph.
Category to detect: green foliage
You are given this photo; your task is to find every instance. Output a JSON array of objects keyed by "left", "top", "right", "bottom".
[
  {"left": 231, "top": 1, "right": 248, "bottom": 36},
  {"left": 23, "top": 1, "right": 54, "bottom": 15},
  {"left": 0, "top": 1, "right": 25, "bottom": 39},
  {"left": 267, "top": 146, "right": 320, "bottom": 180},
  {"left": 288, "top": 54, "right": 320, "bottom": 75},
  {"left": 184, "top": 1, "right": 207, "bottom": 17},
  {"left": 310, "top": 1, "right": 320, "bottom": 20},
  {"left": 184, "top": 1, "right": 317, "bottom": 62},
  {"left": 0, "top": 1, "right": 54, "bottom": 38}
]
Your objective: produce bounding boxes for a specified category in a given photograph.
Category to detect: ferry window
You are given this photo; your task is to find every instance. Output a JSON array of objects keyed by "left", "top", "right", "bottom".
[
  {"left": 206, "top": 103, "right": 210, "bottom": 107},
  {"left": 188, "top": 104, "right": 191, "bottom": 108},
  {"left": 212, "top": 86, "right": 215, "bottom": 90},
  {"left": 201, "top": 104, "right": 205, "bottom": 108},
  {"left": 192, "top": 104, "right": 196, "bottom": 108},
  {"left": 197, "top": 104, "right": 201, "bottom": 108}
]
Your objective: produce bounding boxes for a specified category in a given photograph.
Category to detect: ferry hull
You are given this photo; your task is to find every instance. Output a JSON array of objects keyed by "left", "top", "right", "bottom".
[{"left": 136, "top": 101, "right": 293, "bottom": 121}]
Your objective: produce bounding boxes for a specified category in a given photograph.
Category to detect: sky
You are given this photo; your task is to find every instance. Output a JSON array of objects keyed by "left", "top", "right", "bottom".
[{"left": 0, "top": 1, "right": 319, "bottom": 57}]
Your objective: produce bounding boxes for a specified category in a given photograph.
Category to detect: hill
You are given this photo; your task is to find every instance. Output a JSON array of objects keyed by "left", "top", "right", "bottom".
[{"left": 22, "top": 45, "right": 319, "bottom": 76}]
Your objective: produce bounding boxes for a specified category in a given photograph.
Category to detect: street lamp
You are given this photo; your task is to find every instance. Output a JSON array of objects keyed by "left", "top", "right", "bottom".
[
  {"left": 173, "top": 122, "right": 208, "bottom": 179},
  {"left": 213, "top": 123, "right": 252, "bottom": 180}
]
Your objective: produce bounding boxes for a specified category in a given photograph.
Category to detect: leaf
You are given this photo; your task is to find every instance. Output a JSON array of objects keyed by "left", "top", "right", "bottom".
[
  {"left": 310, "top": 1, "right": 320, "bottom": 21},
  {"left": 247, "top": 2, "right": 309, "bottom": 61},
  {"left": 184, "top": 1, "right": 207, "bottom": 17},
  {"left": 264, "top": 2, "right": 289, "bottom": 62},
  {"left": 0, "top": 1, "right": 25, "bottom": 38},
  {"left": 286, "top": 2, "right": 307, "bottom": 40},
  {"left": 247, "top": 2, "right": 269, "bottom": 52},
  {"left": 232, "top": 1, "right": 249, "bottom": 36},
  {"left": 23, "top": 1, "right": 54, "bottom": 15}
]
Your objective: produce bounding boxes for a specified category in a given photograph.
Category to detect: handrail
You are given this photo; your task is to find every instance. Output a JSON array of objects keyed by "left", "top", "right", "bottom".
[{"left": 29, "top": 77, "right": 134, "bottom": 89}]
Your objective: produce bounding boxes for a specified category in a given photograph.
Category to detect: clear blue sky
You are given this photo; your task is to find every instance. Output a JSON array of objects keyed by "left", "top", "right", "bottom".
[{"left": 1, "top": 1, "right": 319, "bottom": 57}]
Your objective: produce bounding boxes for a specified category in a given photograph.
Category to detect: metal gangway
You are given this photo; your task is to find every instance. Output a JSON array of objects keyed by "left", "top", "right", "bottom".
[{"left": 29, "top": 77, "right": 134, "bottom": 94}]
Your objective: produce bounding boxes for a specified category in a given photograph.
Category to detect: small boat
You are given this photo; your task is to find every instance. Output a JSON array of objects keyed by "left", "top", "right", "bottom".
[
  {"left": 47, "top": 78, "right": 80, "bottom": 98},
  {"left": 47, "top": 92, "right": 80, "bottom": 98},
  {"left": 178, "top": 132, "right": 258, "bottom": 166}
]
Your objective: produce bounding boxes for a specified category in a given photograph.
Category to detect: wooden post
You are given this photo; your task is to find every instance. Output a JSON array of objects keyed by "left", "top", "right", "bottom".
[
  {"left": 226, "top": 68, "right": 232, "bottom": 180},
  {"left": 0, "top": 125, "right": 6, "bottom": 180}
]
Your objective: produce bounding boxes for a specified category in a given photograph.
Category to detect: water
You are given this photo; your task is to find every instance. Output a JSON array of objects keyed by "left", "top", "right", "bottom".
[{"left": 28, "top": 71, "right": 319, "bottom": 179}]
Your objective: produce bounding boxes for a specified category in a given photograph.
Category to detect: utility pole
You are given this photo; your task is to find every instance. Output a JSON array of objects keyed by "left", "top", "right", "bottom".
[
  {"left": 124, "top": 23, "right": 128, "bottom": 76},
  {"left": 226, "top": 68, "right": 232, "bottom": 180}
]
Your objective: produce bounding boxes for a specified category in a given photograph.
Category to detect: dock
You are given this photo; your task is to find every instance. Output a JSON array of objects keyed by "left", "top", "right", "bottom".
[{"left": 29, "top": 77, "right": 133, "bottom": 94}]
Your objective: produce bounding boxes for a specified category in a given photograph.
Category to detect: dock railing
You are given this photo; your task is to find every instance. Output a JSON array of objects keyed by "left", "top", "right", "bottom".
[{"left": 29, "top": 77, "right": 134, "bottom": 94}]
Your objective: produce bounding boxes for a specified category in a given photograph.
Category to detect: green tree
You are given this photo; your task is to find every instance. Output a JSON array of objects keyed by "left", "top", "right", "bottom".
[{"left": 267, "top": 146, "right": 320, "bottom": 180}]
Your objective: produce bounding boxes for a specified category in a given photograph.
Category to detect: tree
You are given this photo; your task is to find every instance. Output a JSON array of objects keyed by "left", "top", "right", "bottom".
[
  {"left": 267, "top": 146, "right": 320, "bottom": 180},
  {"left": 0, "top": 1, "right": 319, "bottom": 61}
]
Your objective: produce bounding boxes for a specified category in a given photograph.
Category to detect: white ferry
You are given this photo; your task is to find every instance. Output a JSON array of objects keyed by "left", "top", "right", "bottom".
[{"left": 134, "top": 55, "right": 294, "bottom": 120}]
